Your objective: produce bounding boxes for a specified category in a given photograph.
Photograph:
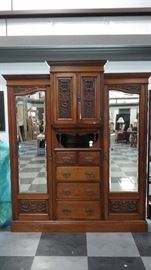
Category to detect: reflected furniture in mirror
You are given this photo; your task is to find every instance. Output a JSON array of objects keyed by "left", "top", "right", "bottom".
[
  {"left": 109, "top": 90, "right": 139, "bottom": 192},
  {"left": 4, "top": 63, "right": 150, "bottom": 232},
  {"left": 16, "top": 91, "right": 46, "bottom": 193}
]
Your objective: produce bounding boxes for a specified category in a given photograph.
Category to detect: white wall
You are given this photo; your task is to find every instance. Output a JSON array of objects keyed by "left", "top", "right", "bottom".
[{"left": 105, "top": 61, "right": 151, "bottom": 89}]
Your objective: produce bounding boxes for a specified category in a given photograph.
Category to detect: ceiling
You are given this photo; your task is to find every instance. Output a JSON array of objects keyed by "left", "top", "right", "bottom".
[{"left": 0, "top": 12, "right": 151, "bottom": 62}]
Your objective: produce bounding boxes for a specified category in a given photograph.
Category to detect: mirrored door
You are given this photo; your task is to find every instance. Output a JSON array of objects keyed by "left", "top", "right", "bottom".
[
  {"left": 109, "top": 90, "right": 139, "bottom": 192},
  {"left": 16, "top": 91, "right": 47, "bottom": 193}
]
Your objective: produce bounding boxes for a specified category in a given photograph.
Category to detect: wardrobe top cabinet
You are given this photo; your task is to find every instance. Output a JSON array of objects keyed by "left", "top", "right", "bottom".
[{"left": 48, "top": 60, "right": 106, "bottom": 126}]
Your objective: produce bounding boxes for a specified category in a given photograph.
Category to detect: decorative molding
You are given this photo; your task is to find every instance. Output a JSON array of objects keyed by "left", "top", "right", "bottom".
[
  {"left": 0, "top": 47, "right": 151, "bottom": 62},
  {"left": 19, "top": 199, "right": 48, "bottom": 214},
  {"left": 14, "top": 86, "right": 46, "bottom": 95},
  {"left": 109, "top": 199, "right": 138, "bottom": 213},
  {"left": 108, "top": 84, "right": 141, "bottom": 93}
]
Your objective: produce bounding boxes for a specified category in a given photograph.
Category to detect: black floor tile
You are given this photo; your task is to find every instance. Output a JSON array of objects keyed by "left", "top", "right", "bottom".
[
  {"left": 132, "top": 233, "right": 151, "bottom": 256},
  {"left": 36, "top": 232, "right": 87, "bottom": 256},
  {"left": 0, "top": 257, "right": 34, "bottom": 270},
  {"left": 0, "top": 219, "right": 11, "bottom": 231},
  {"left": 31, "top": 160, "right": 45, "bottom": 164},
  {"left": 20, "top": 167, "right": 39, "bottom": 172},
  {"left": 88, "top": 257, "right": 146, "bottom": 270}
]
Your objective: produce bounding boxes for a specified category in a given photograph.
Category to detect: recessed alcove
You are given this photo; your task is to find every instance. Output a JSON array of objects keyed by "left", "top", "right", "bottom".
[{"left": 56, "top": 133, "right": 99, "bottom": 148}]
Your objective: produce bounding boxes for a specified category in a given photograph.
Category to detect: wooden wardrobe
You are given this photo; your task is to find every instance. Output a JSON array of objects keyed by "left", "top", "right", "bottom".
[{"left": 4, "top": 60, "right": 150, "bottom": 232}]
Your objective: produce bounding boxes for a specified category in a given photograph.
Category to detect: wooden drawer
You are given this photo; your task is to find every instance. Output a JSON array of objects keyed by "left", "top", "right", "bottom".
[
  {"left": 79, "top": 151, "right": 100, "bottom": 165},
  {"left": 56, "top": 166, "right": 100, "bottom": 181},
  {"left": 55, "top": 151, "right": 76, "bottom": 164},
  {"left": 57, "top": 201, "right": 100, "bottom": 220},
  {"left": 57, "top": 183, "right": 100, "bottom": 199}
]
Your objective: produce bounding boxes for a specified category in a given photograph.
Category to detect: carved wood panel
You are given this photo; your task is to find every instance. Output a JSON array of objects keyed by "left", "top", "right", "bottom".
[
  {"left": 109, "top": 199, "right": 138, "bottom": 213},
  {"left": 58, "top": 78, "right": 72, "bottom": 118},
  {"left": 81, "top": 77, "right": 96, "bottom": 118},
  {"left": 19, "top": 199, "right": 48, "bottom": 214}
]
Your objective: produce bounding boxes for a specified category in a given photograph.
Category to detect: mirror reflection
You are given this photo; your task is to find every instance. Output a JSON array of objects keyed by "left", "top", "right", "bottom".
[
  {"left": 16, "top": 91, "right": 47, "bottom": 193},
  {"left": 109, "top": 90, "right": 139, "bottom": 192}
]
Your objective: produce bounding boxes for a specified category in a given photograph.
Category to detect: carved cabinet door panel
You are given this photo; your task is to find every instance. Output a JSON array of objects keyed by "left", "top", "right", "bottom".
[
  {"left": 78, "top": 73, "right": 101, "bottom": 124},
  {"left": 53, "top": 73, "right": 77, "bottom": 124}
]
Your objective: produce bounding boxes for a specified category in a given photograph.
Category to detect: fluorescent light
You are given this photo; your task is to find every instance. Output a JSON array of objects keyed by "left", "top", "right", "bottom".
[
  {"left": 0, "top": 0, "right": 11, "bottom": 11},
  {"left": 13, "top": 0, "right": 151, "bottom": 10}
]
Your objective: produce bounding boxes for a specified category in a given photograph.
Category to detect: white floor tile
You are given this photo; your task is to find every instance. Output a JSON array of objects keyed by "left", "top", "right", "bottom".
[
  {"left": 0, "top": 232, "right": 41, "bottom": 256},
  {"left": 31, "top": 256, "right": 88, "bottom": 270},
  {"left": 87, "top": 233, "right": 140, "bottom": 257}
]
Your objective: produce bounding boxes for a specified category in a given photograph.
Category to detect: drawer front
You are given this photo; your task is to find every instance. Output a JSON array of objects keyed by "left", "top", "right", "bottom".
[
  {"left": 79, "top": 151, "right": 100, "bottom": 165},
  {"left": 55, "top": 152, "right": 76, "bottom": 164},
  {"left": 57, "top": 183, "right": 100, "bottom": 199},
  {"left": 56, "top": 166, "right": 100, "bottom": 181},
  {"left": 57, "top": 201, "right": 100, "bottom": 220}
]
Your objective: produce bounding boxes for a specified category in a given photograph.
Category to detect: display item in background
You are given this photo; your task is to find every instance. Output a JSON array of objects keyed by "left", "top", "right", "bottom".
[{"left": 0, "top": 140, "right": 11, "bottom": 227}]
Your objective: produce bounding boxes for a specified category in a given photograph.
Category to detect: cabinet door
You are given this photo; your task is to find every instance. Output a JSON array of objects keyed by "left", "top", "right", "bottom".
[
  {"left": 53, "top": 73, "right": 77, "bottom": 124},
  {"left": 78, "top": 73, "right": 101, "bottom": 124}
]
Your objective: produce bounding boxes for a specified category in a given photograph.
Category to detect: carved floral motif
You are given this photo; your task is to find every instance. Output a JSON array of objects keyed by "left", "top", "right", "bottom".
[
  {"left": 58, "top": 78, "right": 72, "bottom": 118},
  {"left": 109, "top": 200, "right": 138, "bottom": 213},
  {"left": 82, "top": 78, "right": 96, "bottom": 118},
  {"left": 19, "top": 200, "right": 48, "bottom": 213}
]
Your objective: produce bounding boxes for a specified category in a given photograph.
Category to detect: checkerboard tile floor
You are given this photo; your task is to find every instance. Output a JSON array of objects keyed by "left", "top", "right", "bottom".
[
  {"left": 19, "top": 140, "right": 47, "bottom": 193},
  {"left": 110, "top": 142, "right": 138, "bottom": 192},
  {"left": 0, "top": 231, "right": 150, "bottom": 270}
]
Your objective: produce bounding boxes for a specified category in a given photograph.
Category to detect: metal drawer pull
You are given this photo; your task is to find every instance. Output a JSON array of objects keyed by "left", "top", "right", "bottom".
[
  {"left": 85, "top": 172, "right": 94, "bottom": 178},
  {"left": 63, "top": 172, "right": 71, "bottom": 178},
  {"left": 63, "top": 188, "right": 71, "bottom": 195},
  {"left": 85, "top": 156, "right": 93, "bottom": 162},
  {"left": 62, "top": 208, "right": 72, "bottom": 214},
  {"left": 63, "top": 156, "right": 71, "bottom": 161},
  {"left": 86, "top": 208, "right": 94, "bottom": 215},
  {"left": 85, "top": 188, "right": 93, "bottom": 195}
]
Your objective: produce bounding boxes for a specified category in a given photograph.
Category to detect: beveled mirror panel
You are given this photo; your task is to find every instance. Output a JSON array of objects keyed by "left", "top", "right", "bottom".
[
  {"left": 16, "top": 91, "right": 47, "bottom": 193},
  {"left": 109, "top": 90, "right": 139, "bottom": 192}
]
